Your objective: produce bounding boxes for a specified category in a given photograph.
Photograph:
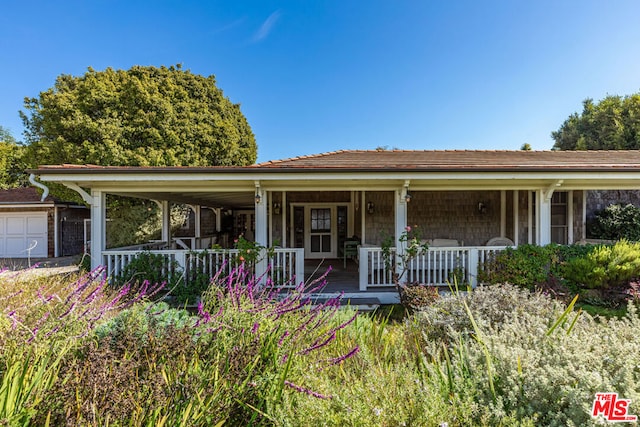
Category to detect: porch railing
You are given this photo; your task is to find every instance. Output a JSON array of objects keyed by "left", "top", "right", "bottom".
[
  {"left": 102, "top": 248, "right": 305, "bottom": 288},
  {"left": 358, "top": 246, "right": 508, "bottom": 291}
]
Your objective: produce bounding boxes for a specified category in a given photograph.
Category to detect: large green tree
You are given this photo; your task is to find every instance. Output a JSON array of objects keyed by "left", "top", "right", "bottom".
[
  {"left": 552, "top": 93, "right": 640, "bottom": 150},
  {"left": 0, "top": 126, "right": 28, "bottom": 189},
  {"left": 21, "top": 65, "right": 257, "bottom": 166}
]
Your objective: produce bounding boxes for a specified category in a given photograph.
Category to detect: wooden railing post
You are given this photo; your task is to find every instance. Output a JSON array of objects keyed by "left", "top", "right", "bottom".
[
  {"left": 468, "top": 248, "right": 479, "bottom": 288},
  {"left": 359, "top": 247, "right": 368, "bottom": 291}
]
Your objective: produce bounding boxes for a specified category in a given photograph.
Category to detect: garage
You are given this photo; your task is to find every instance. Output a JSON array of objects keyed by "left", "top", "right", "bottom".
[
  {"left": 0, "top": 212, "right": 48, "bottom": 258},
  {"left": 0, "top": 187, "right": 89, "bottom": 260}
]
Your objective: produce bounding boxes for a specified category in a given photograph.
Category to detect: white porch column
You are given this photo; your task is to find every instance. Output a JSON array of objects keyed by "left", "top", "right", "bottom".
[
  {"left": 537, "top": 189, "right": 552, "bottom": 245},
  {"left": 161, "top": 201, "right": 170, "bottom": 245},
  {"left": 396, "top": 184, "right": 409, "bottom": 278},
  {"left": 255, "top": 185, "right": 268, "bottom": 278},
  {"left": 90, "top": 190, "right": 106, "bottom": 270},
  {"left": 500, "top": 190, "right": 506, "bottom": 237},
  {"left": 194, "top": 205, "right": 201, "bottom": 239},
  {"left": 214, "top": 208, "right": 222, "bottom": 232},
  {"left": 512, "top": 190, "right": 519, "bottom": 246}
]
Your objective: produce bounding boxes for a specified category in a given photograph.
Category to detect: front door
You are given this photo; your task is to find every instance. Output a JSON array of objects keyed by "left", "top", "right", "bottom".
[{"left": 305, "top": 206, "right": 336, "bottom": 258}]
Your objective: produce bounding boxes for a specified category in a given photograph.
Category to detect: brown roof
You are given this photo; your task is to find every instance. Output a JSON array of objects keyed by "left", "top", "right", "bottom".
[
  {"left": 32, "top": 150, "right": 640, "bottom": 173},
  {"left": 254, "top": 149, "right": 640, "bottom": 170},
  {"left": 0, "top": 187, "right": 60, "bottom": 204}
]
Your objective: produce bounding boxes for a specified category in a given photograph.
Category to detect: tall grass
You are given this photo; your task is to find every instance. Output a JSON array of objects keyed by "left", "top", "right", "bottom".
[{"left": 1, "top": 267, "right": 639, "bottom": 426}]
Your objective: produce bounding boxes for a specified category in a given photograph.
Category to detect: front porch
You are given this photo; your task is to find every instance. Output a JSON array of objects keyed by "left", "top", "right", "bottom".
[
  {"left": 34, "top": 150, "right": 630, "bottom": 302},
  {"left": 100, "top": 243, "right": 510, "bottom": 304}
]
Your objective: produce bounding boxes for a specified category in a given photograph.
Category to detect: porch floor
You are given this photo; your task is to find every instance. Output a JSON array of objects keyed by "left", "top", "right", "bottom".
[{"left": 302, "top": 258, "right": 396, "bottom": 294}]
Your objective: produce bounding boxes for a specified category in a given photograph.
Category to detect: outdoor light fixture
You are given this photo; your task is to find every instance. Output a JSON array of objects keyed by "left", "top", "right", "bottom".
[
  {"left": 255, "top": 193, "right": 262, "bottom": 204},
  {"left": 367, "top": 202, "right": 374, "bottom": 214},
  {"left": 405, "top": 192, "right": 412, "bottom": 203},
  {"left": 478, "top": 202, "right": 487, "bottom": 214},
  {"left": 273, "top": 202, "right": 281, "bottom": 215}
]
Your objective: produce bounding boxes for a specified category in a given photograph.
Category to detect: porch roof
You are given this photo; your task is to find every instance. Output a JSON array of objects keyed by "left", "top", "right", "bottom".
[
  {"left": 31, "top": 150, "right": 640, "bottom": 208},
  {"left": 33, "top": 149, "right": 640, "bottom": 173}
]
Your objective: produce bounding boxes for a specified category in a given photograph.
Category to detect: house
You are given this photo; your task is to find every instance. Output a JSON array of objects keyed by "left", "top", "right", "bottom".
[
  {"left": 0, "top": 187, "right": 89, "bottom": 259},
  {"left": 30, "top": 150, "right": 640, "bottom": 303}
]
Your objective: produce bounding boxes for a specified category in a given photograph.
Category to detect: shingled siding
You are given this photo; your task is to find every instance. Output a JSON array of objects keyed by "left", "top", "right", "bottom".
[
  {"left": 407, "top": 191, "right": 502, "bottom": 246},
  {"left": 363, "top": 191, "right": 395, "bottom": 244},
  {"left": 586, "top": 190, "right": 640, "bottom": 221}
]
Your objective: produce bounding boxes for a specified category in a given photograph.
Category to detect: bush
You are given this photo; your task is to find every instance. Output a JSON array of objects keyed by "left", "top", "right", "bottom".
[
  {"left": 478, "top": 244, "right": 595, "bottom": 291},
  {"left": 562, "top": 240, "right": 640, "bottom": 289},
  {"left": 407, "top": 285, "right": 640, "bottom": 426},
  {"left": 399, "top": 283, "right": 439, "bottom": 311},
  {"left": 112, "top": 251, "right": 182, "bottom": 294},
  {"left": 591, "top": 203, "right": 640, "bottom": 241}
]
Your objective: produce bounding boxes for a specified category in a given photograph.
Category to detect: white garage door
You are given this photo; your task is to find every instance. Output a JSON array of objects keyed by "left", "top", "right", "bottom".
[{"left": 0, "top": 212, "right": 48, "bottom": 258}]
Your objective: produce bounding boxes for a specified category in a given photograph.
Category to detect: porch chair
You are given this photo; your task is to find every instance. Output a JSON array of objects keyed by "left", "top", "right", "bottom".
[{"left": 485, "top": 237, "right": 514, "bottom": 246}]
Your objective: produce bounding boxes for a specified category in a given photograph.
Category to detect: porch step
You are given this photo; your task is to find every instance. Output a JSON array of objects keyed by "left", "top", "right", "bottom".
[{"left": 309, "top": 295, "right": 381, "bottom": 312}]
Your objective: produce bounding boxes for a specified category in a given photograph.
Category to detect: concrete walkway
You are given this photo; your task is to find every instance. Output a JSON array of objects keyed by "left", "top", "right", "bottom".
[{"left": 0, "top": 256, "right": 82, "bottom": 277}]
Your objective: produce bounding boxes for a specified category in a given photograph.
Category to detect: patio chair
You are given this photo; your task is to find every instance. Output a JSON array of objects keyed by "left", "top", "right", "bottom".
[{"left": 485, "top": 237, "right": 514, "bottom": 246}]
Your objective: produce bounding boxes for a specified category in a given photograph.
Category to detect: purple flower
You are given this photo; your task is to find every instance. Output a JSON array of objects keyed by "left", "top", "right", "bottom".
[
  {"left": 300, "top": 332, "right": 336, "bottom": 355},
  {"left": 327, "top": 346, "right": 360, "bottom": 365},
  {"left": 284, "top": 380, "right": 331, "bottom": 399}
]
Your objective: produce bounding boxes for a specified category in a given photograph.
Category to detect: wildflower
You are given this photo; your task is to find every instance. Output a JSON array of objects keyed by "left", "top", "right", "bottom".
[
  {"left": 327, "top": 346, "right": 360, "bottom": 365},
  {"left": 278, "top": 331, "right": 290, "bottom": 346},
  {"left": 373, "top": 407, "right": 383, "bottom": 416},
  {"left": 284, "top": 380, "right": 331, "bottom": 399}
]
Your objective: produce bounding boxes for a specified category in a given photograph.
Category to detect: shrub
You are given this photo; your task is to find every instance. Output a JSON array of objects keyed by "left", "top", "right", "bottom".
[
  {"left": 32, "top": 265, "right": 360, "bottom": 426},
  {"left": 399, "top": 283, "right": 439, "bottom": 311},
  {"left": 591, "top": 203, "right": 640, "bottom": 241},
  {"left": 478, "top": 244, "right": 562, "bottom": 289},
  {"left": 562, "top": 239, "right": 640, "bottom": 289},
  {"left": 407, "top": 285, "right": 640, "bottom": 426},
  {"left": 112, "top": 251, "right": 182, "bottom": 294},
  {"left": 478, "top": 244, "right": 594, "bottom": 291}
]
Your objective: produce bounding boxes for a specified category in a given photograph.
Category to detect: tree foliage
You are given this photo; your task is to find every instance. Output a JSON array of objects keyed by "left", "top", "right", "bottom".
[
  {"left": 0, "top": 126, "right": 28, "bottom": 189},
  {"left": 552, "top": 94, "right": 640, "bottom": 150},
  {"left": 21, "top": 65, "right": 257, "bottom": 166}
]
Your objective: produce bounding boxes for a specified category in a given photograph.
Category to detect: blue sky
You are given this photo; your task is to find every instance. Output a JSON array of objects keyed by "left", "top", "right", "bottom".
[{"left": 1, "top": 1, "right": 640, "bottom": 163}]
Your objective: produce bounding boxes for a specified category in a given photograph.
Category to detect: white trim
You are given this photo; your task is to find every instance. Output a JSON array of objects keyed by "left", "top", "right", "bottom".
[
  {"left": 161, "top": 201, "right": 170, "bottom": 244},
  {"left": 0, "top": 204, "right": 57, "bottom": 209},
  {"left": 537, "top": 189, "right": 551, "bottom": 245},
  {"left": 90, "top": 190, "right": 105, "bottom": 270},
  {"left": 61, "top": 182, "right": 92, "bottom": 204},
  {"left": 395, "top": 189, "right": 408, "bottom": 279},
  {"left": 303, "top": 205, "right": 338, "bottom": 258},
  {"left": 361, "top": 191, "right": 366, "bottom": 244},
  {"left": 37, "top": 170, "right": 640, "bottom": 185},
  {"left": 513, "top": 190, "right": 519, "bottom": 246}
]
